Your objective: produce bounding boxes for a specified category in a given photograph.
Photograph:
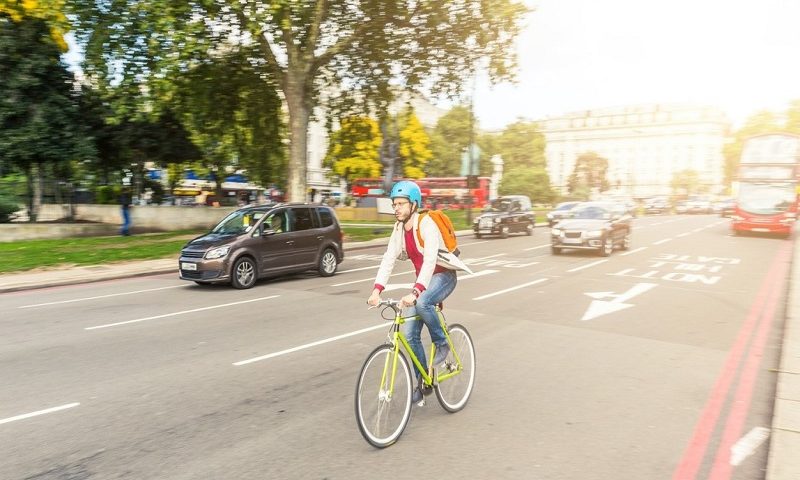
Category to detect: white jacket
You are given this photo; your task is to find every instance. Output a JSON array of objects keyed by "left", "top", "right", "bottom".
[{"left": 374, "top": 212, "right": 473, "bottom": 290}]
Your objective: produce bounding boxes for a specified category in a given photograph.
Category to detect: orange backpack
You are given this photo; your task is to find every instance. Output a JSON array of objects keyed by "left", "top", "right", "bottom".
[{"left": 416, "top": 210, "right": 459, "bottom": 255}]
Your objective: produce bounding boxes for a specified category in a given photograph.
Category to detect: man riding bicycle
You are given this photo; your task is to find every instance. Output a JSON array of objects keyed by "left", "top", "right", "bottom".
[{"left": 367, "top": 180, "right": 472, "bottom": 404}]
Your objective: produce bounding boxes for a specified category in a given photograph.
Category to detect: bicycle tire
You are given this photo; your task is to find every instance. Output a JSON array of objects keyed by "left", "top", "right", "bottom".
[
  {"left": 434, "top": 324, "right": 476, "bottom": 413},
  {"left": 354, "top": 345, "right": 413, "bottom": 448}
]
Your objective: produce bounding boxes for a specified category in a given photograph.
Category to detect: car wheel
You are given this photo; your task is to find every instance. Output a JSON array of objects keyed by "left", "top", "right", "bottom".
[
  {"left": 318, "top": 248, "right": 338, "bottom": 277},
  {"left": 551, "top": 245, "right": 561, "bottom": 255},
  {"left": 621, "top": 231, "right": 631, "bottom": 250},
  {"left": 500, "top": 225, "right": 509, "bottom": 239},
  {"left": 231, "top": 256, "right": 257, "bottom": 289},
  {"left": 525, "top": 223, "right": 534, "bottom": 236},
  {"left": 598, "top": 236, "right": 613, "bottom": 257},
  {"left": 474, "top": 232, "right": 482, "bottom": 239}
]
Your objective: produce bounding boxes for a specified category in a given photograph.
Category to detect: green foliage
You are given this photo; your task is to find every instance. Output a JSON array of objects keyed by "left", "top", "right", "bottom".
[
  {"left": 398, "top": 109, "right": 433, "bottom": 179},
  {"left": 68, "top": 0, "right": 528, "bottom": 201},
  {"left": 498, "top": 167, "right": 556, "bottom": 203},
  {"left": 493, "top": 121, "right": 547, "bottom": 171},
  {"left": 95, "top": 185, "right": 119, "bottom": 205},
  {"left": 324, "top": 117, "right": 383, "bottom": 182},
  {"left": 427, "top": 106, "right": 475, "bottom": 176},
  {"left": 567, "top": 152, "right": 609, "bottom": 198},
  {"left": 0, "top": 194, "right": 20, "bottom": 222},
  {"left": 671, "top": 169, "right": 703, "bottom": 195}
]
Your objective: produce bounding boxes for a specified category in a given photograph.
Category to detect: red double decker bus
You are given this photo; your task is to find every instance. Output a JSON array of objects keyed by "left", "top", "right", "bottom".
[
  {"left": 732, "top": 133, "right": 800, "bottom": 237},
  {"left": 416, "top": 176, "right": 491, "bottom": 209},
  {"left": 350, "top": 176, "right": 491, "bottom": 208},
  {"left": 350, "top": 178, "right": 387, "bottom": 198}
]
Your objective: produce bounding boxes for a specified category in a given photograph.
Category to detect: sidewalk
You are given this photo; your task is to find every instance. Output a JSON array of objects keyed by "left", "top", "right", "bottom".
[{"left": 0, "top": 230, "right": 798, "bottom": 477}]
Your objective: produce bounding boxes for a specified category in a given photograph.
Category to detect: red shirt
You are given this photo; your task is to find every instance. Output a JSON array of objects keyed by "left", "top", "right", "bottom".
[{"left": 405, "top": 228, "right": 446, "bottom": 289}]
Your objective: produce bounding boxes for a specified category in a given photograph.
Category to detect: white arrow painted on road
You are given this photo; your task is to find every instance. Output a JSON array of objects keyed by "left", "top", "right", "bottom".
[{"left": 581, "top": 283, "right": 657, "bottom": 321}]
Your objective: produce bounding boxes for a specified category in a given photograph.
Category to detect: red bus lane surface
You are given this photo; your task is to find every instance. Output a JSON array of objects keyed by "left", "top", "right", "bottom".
[{"left": 673, "top": 241, "right": 792, "bottom": 480}]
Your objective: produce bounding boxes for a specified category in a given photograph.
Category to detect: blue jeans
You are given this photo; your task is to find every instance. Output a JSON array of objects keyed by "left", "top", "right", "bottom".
[
  {"left": 121, "top": 208, "right": 131, "bottom": 235},
  {"left": 402, "top": 269, "right": 457, "bottom": 377}
]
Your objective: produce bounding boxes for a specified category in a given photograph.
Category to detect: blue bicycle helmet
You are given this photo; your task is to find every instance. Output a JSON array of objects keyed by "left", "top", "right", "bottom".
[{"left": 389, "top": 180, "right": 422, "bottom": 209}]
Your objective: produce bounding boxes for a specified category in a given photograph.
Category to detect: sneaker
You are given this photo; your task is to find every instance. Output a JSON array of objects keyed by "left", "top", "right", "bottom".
[
  {"left": 432, "top": 342, "right": 450, "bottom": 365},
  {"left": 412, "top": 386, "right": 424, "bottom": 405}
]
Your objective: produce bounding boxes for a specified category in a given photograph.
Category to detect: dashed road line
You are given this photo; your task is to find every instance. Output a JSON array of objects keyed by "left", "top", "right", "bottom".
[{"left": 0, "top": 403, "right": 80, "bottom": 425}]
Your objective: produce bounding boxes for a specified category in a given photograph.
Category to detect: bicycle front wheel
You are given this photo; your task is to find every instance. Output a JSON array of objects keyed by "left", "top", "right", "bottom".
[
  {"left": 354, "top": 345, "right": 413, "bottom": 448},
  {"left": 435, "top": 324, "right": 476, "bottom": 413}
]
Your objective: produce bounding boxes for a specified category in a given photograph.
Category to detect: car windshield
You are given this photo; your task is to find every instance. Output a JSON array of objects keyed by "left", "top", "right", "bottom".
[
  {"left": 486, "top": 199, "right": 514, "bottom": 212},
  {"left": 210, "top": 210, "right": 266, "bottom": 235},
  {"left": 738, "top": 183, "right": 796, "bottom": 215},
  {"left": 570, "top": 205, "right": 610, "bottom": 220},
  {"left": 555, "top": 202, "right": 576, "bottom": 211}
]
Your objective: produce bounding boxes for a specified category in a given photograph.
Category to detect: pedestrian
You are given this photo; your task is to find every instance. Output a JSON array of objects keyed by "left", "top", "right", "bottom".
[{"left": 119, "top": 187, "right": 132, "bottom": 236}]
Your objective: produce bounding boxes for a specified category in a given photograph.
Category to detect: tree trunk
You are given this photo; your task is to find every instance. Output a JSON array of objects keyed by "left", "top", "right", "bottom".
[{"left": 284, "top": 77, "right": 310, "bottom": 203}]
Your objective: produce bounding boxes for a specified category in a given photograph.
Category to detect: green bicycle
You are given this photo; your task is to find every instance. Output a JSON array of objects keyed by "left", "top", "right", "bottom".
[{"left": 355, "top": 299, "right": 476, "bottom": 448}]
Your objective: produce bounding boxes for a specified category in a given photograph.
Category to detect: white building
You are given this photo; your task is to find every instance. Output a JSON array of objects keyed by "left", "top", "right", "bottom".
[
  {"left": 541, "top": 104, "right": 730, "bottom": 197},
  {"left": 306, "top": 92, "right": 447, "bottom": 201}
]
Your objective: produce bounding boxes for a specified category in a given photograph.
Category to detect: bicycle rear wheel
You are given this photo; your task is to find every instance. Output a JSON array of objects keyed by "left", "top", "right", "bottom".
[
  {"left": 354, "top": 345, "right": 413, "bottom": 448},
  {"left": 434, "top": 324, "right": 476, "bottom": 413}
]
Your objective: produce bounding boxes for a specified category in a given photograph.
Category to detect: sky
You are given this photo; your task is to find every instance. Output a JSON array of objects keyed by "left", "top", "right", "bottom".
[{"left": 470, "top": 0, "right": 800, "bottom": 131}]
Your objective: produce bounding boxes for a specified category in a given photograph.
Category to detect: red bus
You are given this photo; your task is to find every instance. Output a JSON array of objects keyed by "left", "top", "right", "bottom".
[
  {"left": 732, "top": 133, "right": 800, "bottom": 237},
  {"left": 350, "top": 176, "right": 492, "bottom": 208},
  {"left": 350, "top": 178, "right": 387, "bottom": 198},
  {"left": 417, "top": 176, "right": 491, "bottom": 209}
]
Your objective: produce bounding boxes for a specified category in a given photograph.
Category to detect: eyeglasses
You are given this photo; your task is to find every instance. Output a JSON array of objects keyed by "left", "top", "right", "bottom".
[{"left": 392, "top": 201, "right": 410, "bottom": 209}]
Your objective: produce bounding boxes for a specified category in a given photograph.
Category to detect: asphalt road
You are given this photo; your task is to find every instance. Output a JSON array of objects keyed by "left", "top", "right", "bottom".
[{"left": 0, "top": 214, "right": 791, "bottom": 480}]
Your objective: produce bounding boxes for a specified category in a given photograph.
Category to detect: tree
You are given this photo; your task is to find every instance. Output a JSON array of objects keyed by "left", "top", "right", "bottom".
[
  {"left": 567, "top": 152, "right": 609, "bottom": 199},
  {"left": 172, "top": 49, "right": 285, "bottom": 195},
  {"left": 671, "top": 169, "right": 702, "bottom": 196},
  {"left": 69, "top": 0, "right": 528, "bottom": 202},
  {"left": 493, "top": 121, "right": 547, "bottom": 171},
  {"left": 498, "top": 166, "right": 555, "bottom": 203},
  {"left": 0, "top": 13, "right": 93, "bottom": 221},
  {"left": 398, "top": 108, "right": 432, "bottom": 179},
  {"left": 427, "top": 106, "right": 475, "bottom": 176},
  {"left": 323, "top": 116, "right": 383, "bottom": 184}
]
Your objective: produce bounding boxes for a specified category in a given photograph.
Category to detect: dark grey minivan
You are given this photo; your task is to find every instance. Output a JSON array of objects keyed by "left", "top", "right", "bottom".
[{"left": 178, "top": 203, "right": 344, "bottom": 289}]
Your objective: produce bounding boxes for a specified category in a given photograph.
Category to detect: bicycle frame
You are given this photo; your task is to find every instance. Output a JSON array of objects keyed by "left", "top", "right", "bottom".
[{"left": 380, "top": 304, "right": 464, "bottom": 391}]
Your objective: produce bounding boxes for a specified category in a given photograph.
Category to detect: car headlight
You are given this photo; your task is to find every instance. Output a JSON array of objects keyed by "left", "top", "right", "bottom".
[
  {"left": 205, "top": 245, "right": 231, "bottom": 259},
  {"left": 493, "top": 217, "right": 501, "bottom": 223},
  {"left": 546, "top": 213, "right": 553, "bottom": 219},
  {"left": 586, "top": 230, "right": 603, "bottom": 238},
  {"left": 551, "top": 228, "right": 562, "bottom": 235}
]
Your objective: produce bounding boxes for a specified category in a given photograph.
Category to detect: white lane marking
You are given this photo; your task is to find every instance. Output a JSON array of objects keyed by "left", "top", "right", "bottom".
[
  {"left": 653, "top": 238, "right": 672, "bottom": 245},
  {"left": 85, "top": 296, "right": 280, "bottom": 330},
  {"left": 730, "top": 427, "right": 770, "bottom": 466},
  {"left": 459, "top": 269, "right": 499, "bottom": 279},
  {"left": 18, "top": 285, "right": 185, "bottom": 309},
  {"left": 234, "top": 324, "right": 387, "bottom": 365},
  {"left": 677, "top": 232, "right": 691, "bottom": 238},
  {"left": 459, "top": 240, "right": 490, "bottom": 246},
  {"left": 0, "top": 403, "right": 80, "bottom": 425},
  {"left": 473, "top": 278, "right": 547, "bottom": 301},
  {"left": 566, "top": 259, "right": 608, "bottom": 273},
  {"left": 524, "top": 244, "right": 550, "bottom": 251},
  {"left": 338, "top": 265, "right": 380, "bottom": 273},
  {"left": 475, "top": 253, "right": 507, "bottom": 259},
  {"left": 331, "top": 270, "right": 414, "bottom": 287},
  {"left": 620, "top": 247, "right": 647, "bottom": 256}
]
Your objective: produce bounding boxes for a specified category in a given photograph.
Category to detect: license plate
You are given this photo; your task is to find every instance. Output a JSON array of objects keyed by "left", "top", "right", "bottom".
[
  {"left": 181, "top": 262, "right": 197, "bottom": 271},
  {"left": 752, "top": 228, "right": 769, "bottom": 232},
  {"left": 479, "top": 229, "right": 492, "bottom": 233},
  {"left": 562, "top": 238, "right": 581, "bottom": 244}
]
